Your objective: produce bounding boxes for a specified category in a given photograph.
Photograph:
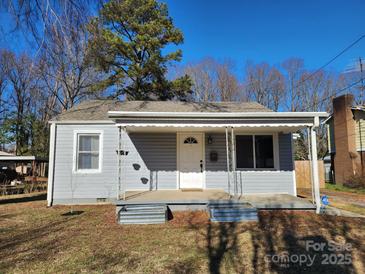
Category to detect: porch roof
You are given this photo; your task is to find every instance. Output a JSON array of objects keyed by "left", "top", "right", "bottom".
[
  {"left": 110, "top": 107, "right": 328, "bottom": 130},
  {"left": 113, "top": 115, "right": 327, "bottom": 131}
]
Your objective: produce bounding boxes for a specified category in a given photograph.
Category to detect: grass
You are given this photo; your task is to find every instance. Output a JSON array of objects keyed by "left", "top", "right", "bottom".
[
  {"left": 1, "top": 194, "right": 365, "bottom": 273},
  {"left": 325, "top": 183, "right": 365, "bottom": 194},
  {"left": 328, "top": 201, "right": 365, "bottom": 215}
]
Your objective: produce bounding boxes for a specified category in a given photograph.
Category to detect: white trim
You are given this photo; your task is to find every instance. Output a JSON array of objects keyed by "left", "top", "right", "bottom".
[
  {"left": 109, "top": 110, "right": 328, "bottom": 118},
  {"left": 234, "top": 133, "right": 279, "bottom": 171},
  {"left": 176, "top": 133, "right": 180, "bottom": 189},
  {"left": 202, "top": 132, "right": 206, "bottom": 189},
  {"left": 72, "top": 130, "right": 103, "bottom": 174},
  {"left": 291, "top": 132, "right": 297, "bottom": 196},
  {"left": 292, "top": 170, "right": 297, "bottom": 196},
  {"left": 49, "top": 120, "right": 114, "bottom": 124},
  {"left": 47, "top": 123, "right": 56, "bottom": 206}
]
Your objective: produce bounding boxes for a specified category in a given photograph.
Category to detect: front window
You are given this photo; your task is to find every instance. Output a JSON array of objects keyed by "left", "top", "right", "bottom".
[
  {"left": 236, "top": 135, "right": 274, "bottom": 169},
  {"left": 76, "top": 134, "right": 101, "bottom": 171}
]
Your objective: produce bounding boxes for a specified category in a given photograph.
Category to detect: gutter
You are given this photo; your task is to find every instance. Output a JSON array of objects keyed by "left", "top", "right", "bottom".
[
  {"left": 48, "top": 120, "right": 115, "bottom": 125},
  {"left": 108, "top": 111, "right": 329, "bottom": 119}
]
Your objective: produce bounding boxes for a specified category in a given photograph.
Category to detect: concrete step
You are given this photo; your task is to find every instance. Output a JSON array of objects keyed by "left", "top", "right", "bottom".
[
  {"left": 210, "top": 208, "right": 257, "bottom": 214},
  {"left": 117, "top": 204, "right": 167, "bottom": 225},
  {"left": 208, "top": 203, "right": 258, "bottom": 222},
  {"left": 211, "top": 212, "right": 257, "bottom": 217},
  {"left": 210, "top": 215, "right": 258, "bottom": 222}
]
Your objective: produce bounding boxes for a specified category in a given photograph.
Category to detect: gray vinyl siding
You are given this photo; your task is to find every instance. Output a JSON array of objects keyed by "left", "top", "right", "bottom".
[
  {"left": 204, "top": 133, "right": 295, "bottom": 195},
  {"left": 52, "top": 126, "right": 295, "bottom": 204},
  {"left": 124, "top": 133, "right": 177, "bottom": 190},
  {"left": 205, "top": 133, "right": 228, "bottom": 191},
  {"left": 235, "top": 171, "right": 294, "bottom": 195},
  {"left": 53, "top": 124, "right": 119, "bottom": 204}
]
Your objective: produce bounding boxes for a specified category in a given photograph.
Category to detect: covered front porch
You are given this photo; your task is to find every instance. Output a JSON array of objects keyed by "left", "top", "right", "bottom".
[
  {"left": 111, "top": 109, "right": 327, "bottom": 214},
  {"left": 117, "top": 189, "right": 315, "bottom": 210}
]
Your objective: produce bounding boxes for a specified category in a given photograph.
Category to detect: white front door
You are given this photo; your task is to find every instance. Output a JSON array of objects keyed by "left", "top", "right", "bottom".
[{"left": 178, "top": 133, "right": 204, "bottom": 189}]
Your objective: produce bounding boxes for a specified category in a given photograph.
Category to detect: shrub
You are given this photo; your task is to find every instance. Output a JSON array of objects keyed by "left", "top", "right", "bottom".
[{"left": 344, "top": 174, "right": 365, "bottom": 189}]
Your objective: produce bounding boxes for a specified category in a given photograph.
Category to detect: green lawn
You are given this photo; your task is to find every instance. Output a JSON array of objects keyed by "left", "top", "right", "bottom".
[
  {"left": 326, "top": 182, "right": 365, "bottom": 194},
  {"left": 1, "top": 194, "right": 364, "bottom": 273}
]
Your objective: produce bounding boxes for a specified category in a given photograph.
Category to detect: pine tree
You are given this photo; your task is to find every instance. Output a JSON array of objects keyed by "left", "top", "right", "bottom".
[{"left": 87, "top": 0, "right": 192, "bottom": 100}]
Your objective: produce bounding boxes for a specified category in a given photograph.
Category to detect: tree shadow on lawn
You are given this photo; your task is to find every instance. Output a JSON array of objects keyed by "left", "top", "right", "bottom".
[
  {"left": 187, "top": 211, "right": 251, "bottom": 274},
  {"left": 186, "top": 210, "right": 363, "bottom": 274},
  {"left": 0, "top": 216, "right": 79, "bottom": 272},
  {"left": 0, "top": 193, "right": 46, "bottom": 205},
  {"left": 251, "top": 211, "right": 358, "bottom": 274}
]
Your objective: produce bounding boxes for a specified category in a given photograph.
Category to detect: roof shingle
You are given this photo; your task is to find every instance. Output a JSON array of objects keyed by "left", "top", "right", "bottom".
[{"left": 53, "top": 100, "right": 273, "bottom": 121}]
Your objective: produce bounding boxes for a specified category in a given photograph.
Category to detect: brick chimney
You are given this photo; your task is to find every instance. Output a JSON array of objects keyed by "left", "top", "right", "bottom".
[{"left": 332, "top": 94, "right": 360, "bottom": 184}]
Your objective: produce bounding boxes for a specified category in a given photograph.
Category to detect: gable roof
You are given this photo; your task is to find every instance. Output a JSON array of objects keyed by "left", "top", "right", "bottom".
[{"left": 52, "top": 100, "right": 272, "bottom": 121}]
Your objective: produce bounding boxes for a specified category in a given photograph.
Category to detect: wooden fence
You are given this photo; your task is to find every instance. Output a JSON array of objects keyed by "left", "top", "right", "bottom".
[
  {"left": 295, "top": 160, "right": 325, "bottom": 189},
  {"left": 0, "top": 177, "right": 47, "bottom": 196}
]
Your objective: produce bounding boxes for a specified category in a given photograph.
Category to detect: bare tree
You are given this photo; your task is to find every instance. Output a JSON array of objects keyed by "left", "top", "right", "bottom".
[
  {"left": 184, "top": 58, "right": 241, "bottom": 102},
  {"left": 184, "top": 58, "right": 218, "bottom": 102},
  {"left": 0, "top": 0, "right": 95, "bottom": 50},
  {"left": 244, "top": 61, "right": 285, "bottom": 111},
  {"left": 1, "top": 50, "right": 40, "bottom": 154},
  {"left": 282, "top": 58, "right": 305, "bottom": 111},
  {"left": 40, "top": 6, "right": 105, "bottom": 112},
  {"left": 216, "top": 60, "right": 241, "bottom": 101}
]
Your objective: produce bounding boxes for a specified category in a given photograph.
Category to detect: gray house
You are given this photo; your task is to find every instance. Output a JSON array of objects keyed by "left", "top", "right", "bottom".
[{"left": 47, "top": 100, "right": 327, "bottom": 213}]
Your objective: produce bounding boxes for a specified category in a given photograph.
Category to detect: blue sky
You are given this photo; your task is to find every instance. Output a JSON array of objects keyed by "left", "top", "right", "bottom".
[
  {"left": 1, "top": 0, "right": 364, "bottom": 74},
  {"left": 163, "top": 0, "right": 365, "bottom": 72}
]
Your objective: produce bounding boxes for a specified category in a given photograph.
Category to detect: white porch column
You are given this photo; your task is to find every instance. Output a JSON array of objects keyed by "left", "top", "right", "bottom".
[
  {"left": 231, "top": 127, "right": 237, "bottom": 198},
  {"left": 117, "top": 126, "right": 122, "bottom": 200},
  {"left": 225, "top": 127, "right": 231, "bottom": 195},
  {"left": 310, "top": 126, "right": 321, "bottom": 213},
  {"left": 307, "top": 127, "right": 315, "bottom": 204},
  {"left": 122, "top": 127, "right": 127, "bottom": 200}
]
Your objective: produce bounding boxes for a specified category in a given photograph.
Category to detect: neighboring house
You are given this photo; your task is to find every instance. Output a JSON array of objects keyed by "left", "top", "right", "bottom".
[
  {"left": 0, "top": 154, "right": 48, "bottom": 177},
  {"left": 325, "top": 94, "right": 365, "bottom": 184},
  {"left": 47, "top": 100, "right": 327, "bottom": 211}
]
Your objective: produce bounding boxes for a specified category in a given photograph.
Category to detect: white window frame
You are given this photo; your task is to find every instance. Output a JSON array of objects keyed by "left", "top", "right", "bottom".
[
  {"left": 73, "top": 130, "right": 103, "bottom": 174},
  {"left": 235, "top": 132, "right": 279, "bottom": 170}
]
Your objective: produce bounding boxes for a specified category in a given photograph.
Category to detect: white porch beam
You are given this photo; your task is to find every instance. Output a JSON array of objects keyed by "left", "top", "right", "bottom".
[{"left": 310, "top": 127, "right": 321, "bottom": 213}]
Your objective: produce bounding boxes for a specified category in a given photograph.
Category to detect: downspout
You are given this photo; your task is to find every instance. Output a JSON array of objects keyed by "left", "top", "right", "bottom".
[
  {"left": 47, "top": 123, "right": 57, "bottom": 207},
  {"left": 225, "top": 127, "right": 231, "bottom": 196}
]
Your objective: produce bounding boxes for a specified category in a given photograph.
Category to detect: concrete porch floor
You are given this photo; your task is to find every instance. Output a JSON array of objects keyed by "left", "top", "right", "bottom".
[{"left": 118, "top": 190, "right": 315, "bottom": 210}]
